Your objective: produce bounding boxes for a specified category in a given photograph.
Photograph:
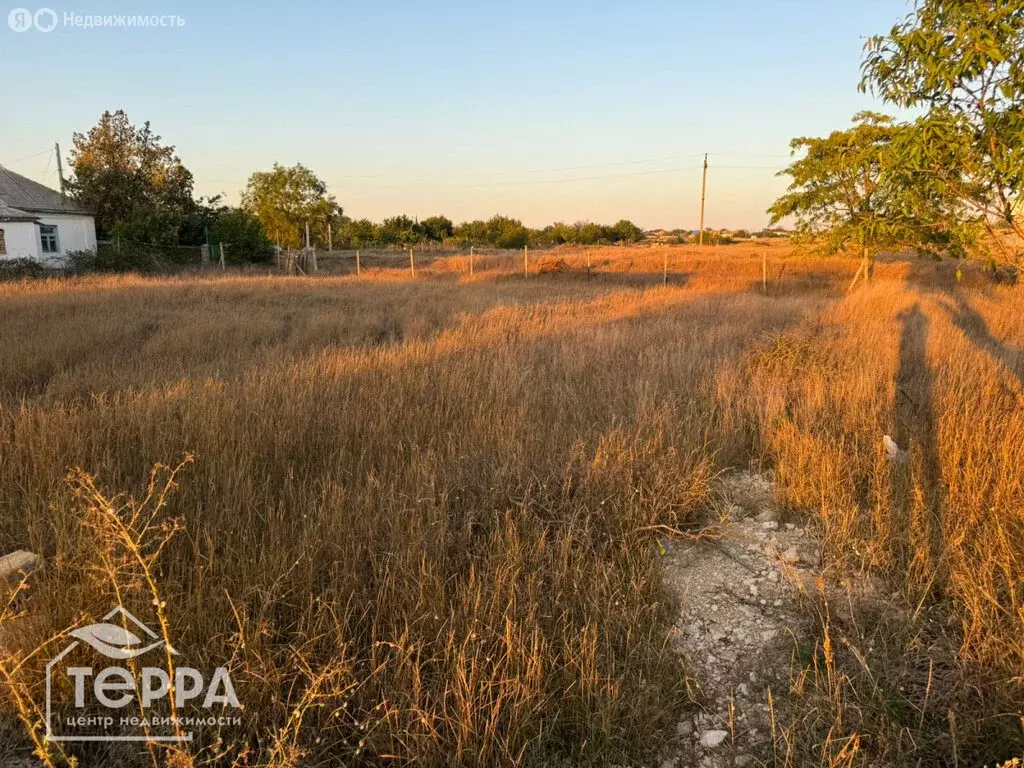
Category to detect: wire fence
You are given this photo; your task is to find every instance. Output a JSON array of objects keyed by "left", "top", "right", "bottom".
[{"left": 84, "top": 236, "right": 798, "bottom": 282}]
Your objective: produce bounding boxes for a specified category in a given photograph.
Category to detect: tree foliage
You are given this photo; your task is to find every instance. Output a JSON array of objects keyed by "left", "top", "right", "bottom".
[
  {"left": 861, "top": 0, "right": 1024, "bottom": 262},
  {"left": 770, "top": 113, "right": 910, "bottom": 255},
  {"left": 67, "top": 110, "right": 195, "bottom": 244},
  {"left": 420, "top": 215, "right": 454, "bottom": 242},
  {"left": 769, "top": 112, "right": 968, "bottom": 273},
  {"left": 241, "top": 163, "right": 340, "bottom": 249}
]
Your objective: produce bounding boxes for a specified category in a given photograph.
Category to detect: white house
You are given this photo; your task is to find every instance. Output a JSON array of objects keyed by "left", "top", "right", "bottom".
[{"left": 0, "top": 166, "right": 97, "bottom": 264}]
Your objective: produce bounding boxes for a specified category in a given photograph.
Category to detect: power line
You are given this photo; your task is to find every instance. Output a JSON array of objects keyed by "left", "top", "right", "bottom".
[
  {"left": 5, "top": 148, "right": 56, "bottom": 166},
  {"left": 714, "top": 164, "right": 790, "bottom": 170},
  {"left": 330, "top": 155, "right": 700, "bottom": 180},
  {"left": 201, "top": 151, "right": 792, "bottom": 189},
  {"left": 325, "top": 164, "right": 706, "bottom": 190},
  {"left": 41, "top": 150, "right": 54, "bottom": 186}
]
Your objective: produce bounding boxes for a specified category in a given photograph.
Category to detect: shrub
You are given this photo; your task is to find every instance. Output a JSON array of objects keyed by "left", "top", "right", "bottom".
[{"left": 0, "top": 258, "right": 46, "bottom": 281}]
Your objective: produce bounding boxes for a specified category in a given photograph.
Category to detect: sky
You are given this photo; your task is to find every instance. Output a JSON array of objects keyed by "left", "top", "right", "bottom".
[{"left": 2, "top": 0, "right": 912, "bottom": 230}]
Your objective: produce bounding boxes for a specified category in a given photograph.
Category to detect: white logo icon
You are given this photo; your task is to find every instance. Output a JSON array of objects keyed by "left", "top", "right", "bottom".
[
  {"left": 33, "top": 7, "right": 57, "bottom": 31},
  {"left": 68, "top": 607, "right": 172, "bottom": 659},
  {"left": 7, "top": 7, "right": 33, "bottom": 30}
]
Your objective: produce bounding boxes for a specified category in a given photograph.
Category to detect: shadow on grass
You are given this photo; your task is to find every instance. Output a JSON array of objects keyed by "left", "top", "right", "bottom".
[
  {"left": 893, "top": 303, "right": 945, "bottom": 582},
  {"left": 946, "top": 294, "right": 1023, "bottom": 390}
]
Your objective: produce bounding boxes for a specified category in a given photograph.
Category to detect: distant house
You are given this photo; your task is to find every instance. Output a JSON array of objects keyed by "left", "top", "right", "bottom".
[{"left": 0, "top": 167, "right": 97, "bottom": 263}]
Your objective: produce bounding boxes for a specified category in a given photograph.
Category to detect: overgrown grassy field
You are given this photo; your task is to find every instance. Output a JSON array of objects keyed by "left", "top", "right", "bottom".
[{"left": 0, "top": 244, "right": 1020, "bottom": 767}]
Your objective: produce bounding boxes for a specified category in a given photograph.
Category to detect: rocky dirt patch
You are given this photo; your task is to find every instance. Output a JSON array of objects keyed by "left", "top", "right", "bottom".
[{"left": 655, "top": 471, "right": 821, "bottom": 768}]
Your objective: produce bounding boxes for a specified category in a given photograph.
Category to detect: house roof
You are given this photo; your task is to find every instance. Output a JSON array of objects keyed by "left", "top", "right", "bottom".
[
  {"left": 0, "top": 166, "right": 91, "bottom": 216},
  {"left": 0, "top": 204, "right": 39, "bottom": 222}
]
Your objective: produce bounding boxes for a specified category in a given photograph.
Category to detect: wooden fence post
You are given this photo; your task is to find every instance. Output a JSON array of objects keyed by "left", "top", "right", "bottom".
[
  {"left": 356, "top": 249, "right": 361, "bottom": 276},
  {"left": 469, "top": 245, "right": 474, "bottom": 276},
  {"left": 524, "top": 245, "right": 529, "bottom": 278},
  {"left": 762, "top": 252, "right": 768, "bottom": 293},
  {"left": 410, "top": 247, "right": 415, "bottom": 278},
  {"left": 219, "top": 243, "right": 226, "bottom": 270}
]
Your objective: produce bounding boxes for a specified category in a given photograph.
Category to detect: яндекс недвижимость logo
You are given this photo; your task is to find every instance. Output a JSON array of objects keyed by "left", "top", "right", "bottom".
[{"left": 45, "top": 606, "right": 241, "bottom": 743}]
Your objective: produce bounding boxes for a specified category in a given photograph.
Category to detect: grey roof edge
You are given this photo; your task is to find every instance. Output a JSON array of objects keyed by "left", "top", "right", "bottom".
[
  {"left": 0, "top": 165, "right": 92, "bottom": 216},
  {"left": 0, "top": 204, "right": 40, "bottom": 221}
]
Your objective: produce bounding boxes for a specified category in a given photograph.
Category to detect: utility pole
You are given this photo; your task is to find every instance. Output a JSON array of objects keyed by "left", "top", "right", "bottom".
[
  {"left": 54, "top": 143, "right": 66, "bottom": 201},
  {"left": 698, "top": 153, "right": 708, "bottom": 248}
]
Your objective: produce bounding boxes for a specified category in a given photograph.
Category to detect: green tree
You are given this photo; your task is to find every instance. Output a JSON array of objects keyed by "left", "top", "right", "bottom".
[
  {"left": 214, "top": 208, "right": 275, "bottom": 263},
  {"left": 611, "top": 219, "right": 645, "bottom": 243},
  {"left": 378, "top": 215, "right": 420, "bottom": 246},
  {"left": 67, "top": 110, "right": 195, "bottom": 244},
  {"left": 420, "top": 215, "right": 454, "bottom": 242},
  {"left": 179, "top": 197, "right": 275, "bottom": 263},
  {"left": 453, "top": 220, "right": 487, "bottom": 246},
  {"left": 241, "top": 163, "right": 340, "bottom": 249},
  {"left": 484, "top": 215, "right": 529, "bottom": 249},
  {"left": 861, "top": 0, "right": 1024, "bottom": 265},
  {"left": 339, "top": 218, "right": 379, "bottom": 248},
  {"left": 768, "top": 112, "right": 961, "bottom": 289}
]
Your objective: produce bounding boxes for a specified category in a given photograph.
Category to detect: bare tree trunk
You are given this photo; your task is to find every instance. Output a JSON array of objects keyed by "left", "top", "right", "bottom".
[
  {"left": 848, "top": 250, "right": 870, "bottom": 293},
  {"left": 1007, "top": 218, "right": 1024, "bottom": 267}
]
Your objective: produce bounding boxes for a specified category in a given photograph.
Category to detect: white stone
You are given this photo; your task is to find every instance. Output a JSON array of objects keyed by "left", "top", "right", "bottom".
[
  {"left": 699, "top": 729, "right": 729, "bottom": 749},
  {"left": 0, "top": 550, "right": 41, "bottom": 581}
]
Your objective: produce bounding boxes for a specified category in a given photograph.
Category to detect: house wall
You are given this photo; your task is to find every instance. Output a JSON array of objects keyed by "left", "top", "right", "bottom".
[
  {"left": 0, "top": 215, "right": 97, "bottom": 263},
  {"left": 36, "top": 214, "right": 97, "bottom": 262},
  {"left": 0, "top": 221, "right": 41, "bottom": 259}
]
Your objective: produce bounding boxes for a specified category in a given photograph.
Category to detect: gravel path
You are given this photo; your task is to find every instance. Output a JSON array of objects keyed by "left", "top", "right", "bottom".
[{"left": 655, "top": 471, "right": 821, "bottom": 768}]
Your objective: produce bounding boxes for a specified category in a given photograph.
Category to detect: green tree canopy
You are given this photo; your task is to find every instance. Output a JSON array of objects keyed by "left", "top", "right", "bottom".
[
  {"left": 241, "top": 163, "right": 340, "bottom": 249},
  {"left": 338, "top": 218, "right": 379, "bottom": 248},
  {"left": 861, "top": 0, "right": 1024, "bottom": 264},
  {"left": 378, "top": 215, "right": 420, "bottom": 246},
  {"left": 611, "top": 220, "right": 645, "bottom": 244},
  {"left": 420, "top": 215, "right": 455, "bottom": 242},
  {"left": 769, "top": 112, "right": 965, "bottom": 286},
  {"left": 67, "top": 110, "right": 195, "bottom": 244}
]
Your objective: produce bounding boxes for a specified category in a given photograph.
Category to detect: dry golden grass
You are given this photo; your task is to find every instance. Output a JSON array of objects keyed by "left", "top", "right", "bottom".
[{"left": 0, "top": 243, "right": 1020, "bottom": 766}]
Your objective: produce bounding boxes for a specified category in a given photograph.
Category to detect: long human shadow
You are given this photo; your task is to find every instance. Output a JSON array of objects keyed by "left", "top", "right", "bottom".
[
  {"left": 946, "top": 294, "right": 1024, "bottom": 390},
  {"left": 893, "top": 304, "right": 945, "bottom": 580}
]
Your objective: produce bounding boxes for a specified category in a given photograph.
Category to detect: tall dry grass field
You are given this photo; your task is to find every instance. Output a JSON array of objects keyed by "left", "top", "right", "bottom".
[{"left": 0, "top": 244, "right": 1020, "bottom": 767}]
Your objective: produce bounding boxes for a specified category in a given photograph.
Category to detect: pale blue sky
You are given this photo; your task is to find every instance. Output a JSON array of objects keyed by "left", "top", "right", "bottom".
[{"left": 3, "top": 0, "right": 909, "bottom": 229}]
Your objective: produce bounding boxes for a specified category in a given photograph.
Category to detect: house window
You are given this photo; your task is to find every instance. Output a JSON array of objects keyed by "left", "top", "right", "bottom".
[
  {"left": 0, "top": 229, "right": 6, "bottom": 256},
  {"left": 40, "top": 224, "right": 59, "bottom": 254}
]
